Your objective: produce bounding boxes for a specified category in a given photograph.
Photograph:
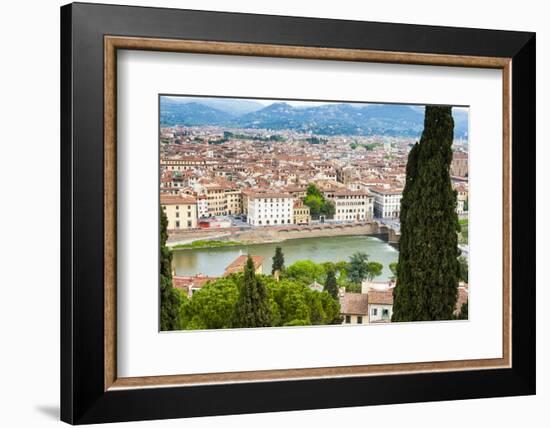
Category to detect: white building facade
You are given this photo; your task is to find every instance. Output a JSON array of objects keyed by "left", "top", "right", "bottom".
[
  {"left": 247, "top": 193, "right": 294, "bottom": 226},
  {"left": 371, "top": 188, "right": 403, "bottom": 219}
]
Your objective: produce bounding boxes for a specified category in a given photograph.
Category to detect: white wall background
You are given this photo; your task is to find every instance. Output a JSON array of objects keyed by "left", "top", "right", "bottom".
[{"left": 0, "top": 0, "right": 546, "bottom": 427}]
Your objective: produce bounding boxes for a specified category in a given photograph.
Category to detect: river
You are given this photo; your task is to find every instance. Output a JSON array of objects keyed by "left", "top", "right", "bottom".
[{"left": 172, "top": 235, "right": 399, "bottom": 280}]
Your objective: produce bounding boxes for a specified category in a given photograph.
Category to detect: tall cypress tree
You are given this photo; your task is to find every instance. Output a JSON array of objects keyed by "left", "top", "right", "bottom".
[
  {"left": 160, "top": 208, "right": 182, "bottom": 330},
  {"left": 392, "top": 106, "right": 460, "bottom": 321},
  {"left": 272, "top": 246, "right": 285, "bottom": 275},
  {"left": 233, "top": 256, "right": 271, "bottom": 328},
  {"left": 324, "top": 268, "right": 339, "bottom": 300}
]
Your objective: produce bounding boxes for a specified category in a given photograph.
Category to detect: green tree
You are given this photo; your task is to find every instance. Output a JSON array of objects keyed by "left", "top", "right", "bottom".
[
  {"left": 324, "top": 268, "right": 339, "bottom": 299},
  {"left": 179, "top": 277, "right": 238, "bottom": 330},
  {"left": 268, "top": 278, "right": 340, "bottom": 326},
  {"left": 347, "top": 252, "right": 370, "bottom": 284},
  {"left": 323, "top": 200, "right": 336, "bottom": 219},
  {"left": 392, "top": 106, "right": 460, "bottom": 322},
  {"left": 160, "top": 208, "right": 183, "bottom": 331},
  {"left": 233, "top": 256, "right": 271, "bottom": 328},
  {"left": 285, "top": 260, "right": 325, "bottom": 285},
  {"left": 304, "top": 194, "right": 323, "bottom": 218},
  {"left": 303, "top": 183, "right": 335, "bottom": 220},
  {"left": 458, "top": 256, "right": 468, "bottom": 283},
  {"left": 272, "top": 246, "right": 285, "bottom": 275},
  {"left": 366, "top": 261, "right": 383, "bottom": 281},
  {"left": 306, "top": 183, "right": 323, "bottom": 198},
  {"left": 389, "top": 262, "right": 398, "bottom": 280},
  {"left": 456, "top": 302, "right": 468, "bottom": 320}
]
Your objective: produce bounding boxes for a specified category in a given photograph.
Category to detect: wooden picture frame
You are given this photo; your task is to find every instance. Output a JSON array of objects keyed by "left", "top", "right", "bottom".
[{"left": 61, "top": 2, "right": 535, "bottom": 424}]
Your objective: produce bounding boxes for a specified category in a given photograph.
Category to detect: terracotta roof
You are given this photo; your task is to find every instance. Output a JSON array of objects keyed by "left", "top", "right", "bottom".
[
  {"left": 160, "top": 194, "right": 197, "bottom": 205},
  {"left": 368, "top": 290, "right": 394, "bottom": 305},
  {"left": 339, "top": 293, "right": 369, "bottom": 315},
  {"left": 223, "top": 255, "right": 264, "bottom": 276},
  {"left": 172, "top": 274, "right": 217, "bottom": 291}
]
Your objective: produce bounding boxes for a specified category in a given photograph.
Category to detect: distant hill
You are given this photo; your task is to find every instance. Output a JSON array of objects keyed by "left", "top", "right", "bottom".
[
  {"left": 160, "top": 97, "right": 468, "bottom": 139},
  {"left": 160, "top": 100, "right": 233, "bottom": 126}
]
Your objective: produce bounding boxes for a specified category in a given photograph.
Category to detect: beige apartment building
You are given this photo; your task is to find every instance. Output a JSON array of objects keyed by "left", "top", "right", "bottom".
[
  {"left": 329, "top": 190, "right": 374, "bottom": 222},
  {"left": 160, "top": 194, "right": 198, "bottom": 230},
  {"left": 202, "top": 183, "right": 242, "bottom": 217},
  {"left": 292, "top": 200, "right": 311, "bottom": 225}
]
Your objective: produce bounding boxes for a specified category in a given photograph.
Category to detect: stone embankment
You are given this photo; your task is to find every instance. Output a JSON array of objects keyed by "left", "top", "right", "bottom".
[{"left": 166, "top": 221, "right": 398, "bottom": 247}]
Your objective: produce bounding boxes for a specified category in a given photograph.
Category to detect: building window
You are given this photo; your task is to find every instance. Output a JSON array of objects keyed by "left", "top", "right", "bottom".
[
  {"left": 187, "top": 220, "right": 192, "bottom": 227},
  {"left": 372, "top": 308, "right": 378, "bottom": 316},
  {"left": 175, "top": 221, "right": 180, "bottom": 229},
  {"left": 175, "top": 212, "right": 179, "bottom": 218},
  {"left": 357, "top": 316, "right": 363, "bottom": 324},
  {"left": 345, "top": 315, "right": 351, "bottom": 324}
]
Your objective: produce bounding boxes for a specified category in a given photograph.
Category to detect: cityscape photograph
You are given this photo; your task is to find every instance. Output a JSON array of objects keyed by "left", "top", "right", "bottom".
[{"left": 159, "top": 95, "right": 469, "bottom": 331}]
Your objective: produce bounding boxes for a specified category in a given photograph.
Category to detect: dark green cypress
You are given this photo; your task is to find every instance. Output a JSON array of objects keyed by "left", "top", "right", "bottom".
[
  {"left": 160, "top": 208, "right": 182, "bottom": 330},
  {"left": 233, "top": 256, "right": 272, "bottom": 328},
  {"left": 324, "top": 268, "right": 339, "bottom": 300},
  {"left": 272, "top": 246, "right": 285, "bottom": 275},
  {"left": 392, "top": 106, "right": 460, "bottom": 321}
]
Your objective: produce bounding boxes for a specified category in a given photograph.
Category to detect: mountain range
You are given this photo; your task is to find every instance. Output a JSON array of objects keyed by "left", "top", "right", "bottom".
[{"left": 160, "top": 97, "right": 468, "bottom": 139}]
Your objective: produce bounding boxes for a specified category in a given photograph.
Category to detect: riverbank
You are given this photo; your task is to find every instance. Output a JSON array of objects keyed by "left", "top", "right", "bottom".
[
  {"left": 167, "top": 222, "right": 382, "bottom": 249},
  {"left": 172, "top": 234, "right": 399, "bottom": 280},
  {"left": 171, "top": 240, "right": 241, "bottom": 250}
]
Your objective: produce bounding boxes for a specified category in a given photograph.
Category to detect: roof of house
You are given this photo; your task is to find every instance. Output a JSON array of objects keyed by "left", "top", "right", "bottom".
[
  {"left": 172, "top": 274, "right": 217, "bottom": 291},
  {"left": 223, "top": 255, "right": 264, "bottom": 276},
  {"left": 339, "top": 293, "right": 369, "bottom": 315},
  {"left": 367, "top": 290, "right": 394, "bottom": 305},
  {"left": 160, "top": 194, "right": 197, "bottom": 205}
]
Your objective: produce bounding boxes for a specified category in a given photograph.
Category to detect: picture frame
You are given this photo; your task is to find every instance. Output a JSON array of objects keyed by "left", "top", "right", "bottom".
[{"left": 61, "top": 2, "right": 535, "bottom": 424}]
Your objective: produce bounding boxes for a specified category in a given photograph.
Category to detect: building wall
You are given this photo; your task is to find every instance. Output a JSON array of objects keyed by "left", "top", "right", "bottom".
[
  {"left": 162, "top": 202, "right": 198, "bottom": 230},
  {"left": 341, "top": 313, "right": 368, "bottom": 325},
  {"left": 372, "top": 191, "right": 402, "bottom": 219},
  {"left": 368, "top": 304, "right": 393, "bottom": 322},
  {"left": 332, "top": 194, "right": 374, "bottom": 221},
  {"left": 247, "top": 196, "right": 293, "bottom": 226}
]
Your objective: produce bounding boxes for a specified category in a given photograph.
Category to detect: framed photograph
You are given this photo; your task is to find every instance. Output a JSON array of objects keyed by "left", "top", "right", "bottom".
[{"left": 61, "top": 2, "right": 535, "bottom": 424}]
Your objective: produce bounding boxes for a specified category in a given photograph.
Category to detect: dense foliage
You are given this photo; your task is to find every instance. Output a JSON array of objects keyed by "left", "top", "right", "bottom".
[
  {"left": 303, "top": 184, "right": 335, "bottom": 220},
  {"left": 272, "top": 246, "right": 285, "bottom": 275},
  {"left": 392, "top": 106, "right": 460, "bottom": 322},
  {"left": 179, "top": 272, "right": 341, "bottom": 329},
  {"left": 233, "top": 256, "right": 272, "bottom": 328},
  {"left": 160, "top": 208, "right": 184, "bottom": 331},
  {"left": 324, "top": 268, "right": 339, "bottom": 300}
]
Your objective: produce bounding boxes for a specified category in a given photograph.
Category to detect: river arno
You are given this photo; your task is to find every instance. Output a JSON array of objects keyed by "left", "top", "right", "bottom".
[{"left": 172, "top": 235, "right": 399, "bottom": 280}]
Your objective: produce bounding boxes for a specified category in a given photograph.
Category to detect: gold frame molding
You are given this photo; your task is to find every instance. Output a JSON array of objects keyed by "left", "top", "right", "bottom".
[{"left": 104, "top": 36, "right": 512, "bottom": 391}]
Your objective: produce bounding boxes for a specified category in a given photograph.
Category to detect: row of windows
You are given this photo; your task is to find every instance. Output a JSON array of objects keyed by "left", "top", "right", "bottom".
[
  {"left": 174, "top": 211, "right": 193, "bottom": 218},
  {"left": 343, "top": 308, "right": 390, "bottom": 324},
  {"left": 173, "top": 220, "right": 194, "bottom": 228},
  {"left": 250, "top": 219, "right": 292, "bottom": 225},
  {"left": 336, "top": 201, "right": 368, "bottom": 206}
]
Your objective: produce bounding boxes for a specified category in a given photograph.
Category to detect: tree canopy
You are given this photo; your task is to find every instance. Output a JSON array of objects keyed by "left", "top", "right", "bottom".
[
  {"left": 160, "top": 208, "right": 184, "bottom": 331},
  {"left": 303, "top": 183, "right": 335, "bottom": 220},
  {"left": 233, "top": 256, "right": 272, "bottom": 328},
  {"left": 392, "top": 106, "right": 460, "bottom": 322},
  {"left": 272, "top": 246, "right": 285, "bottom": 275}
]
